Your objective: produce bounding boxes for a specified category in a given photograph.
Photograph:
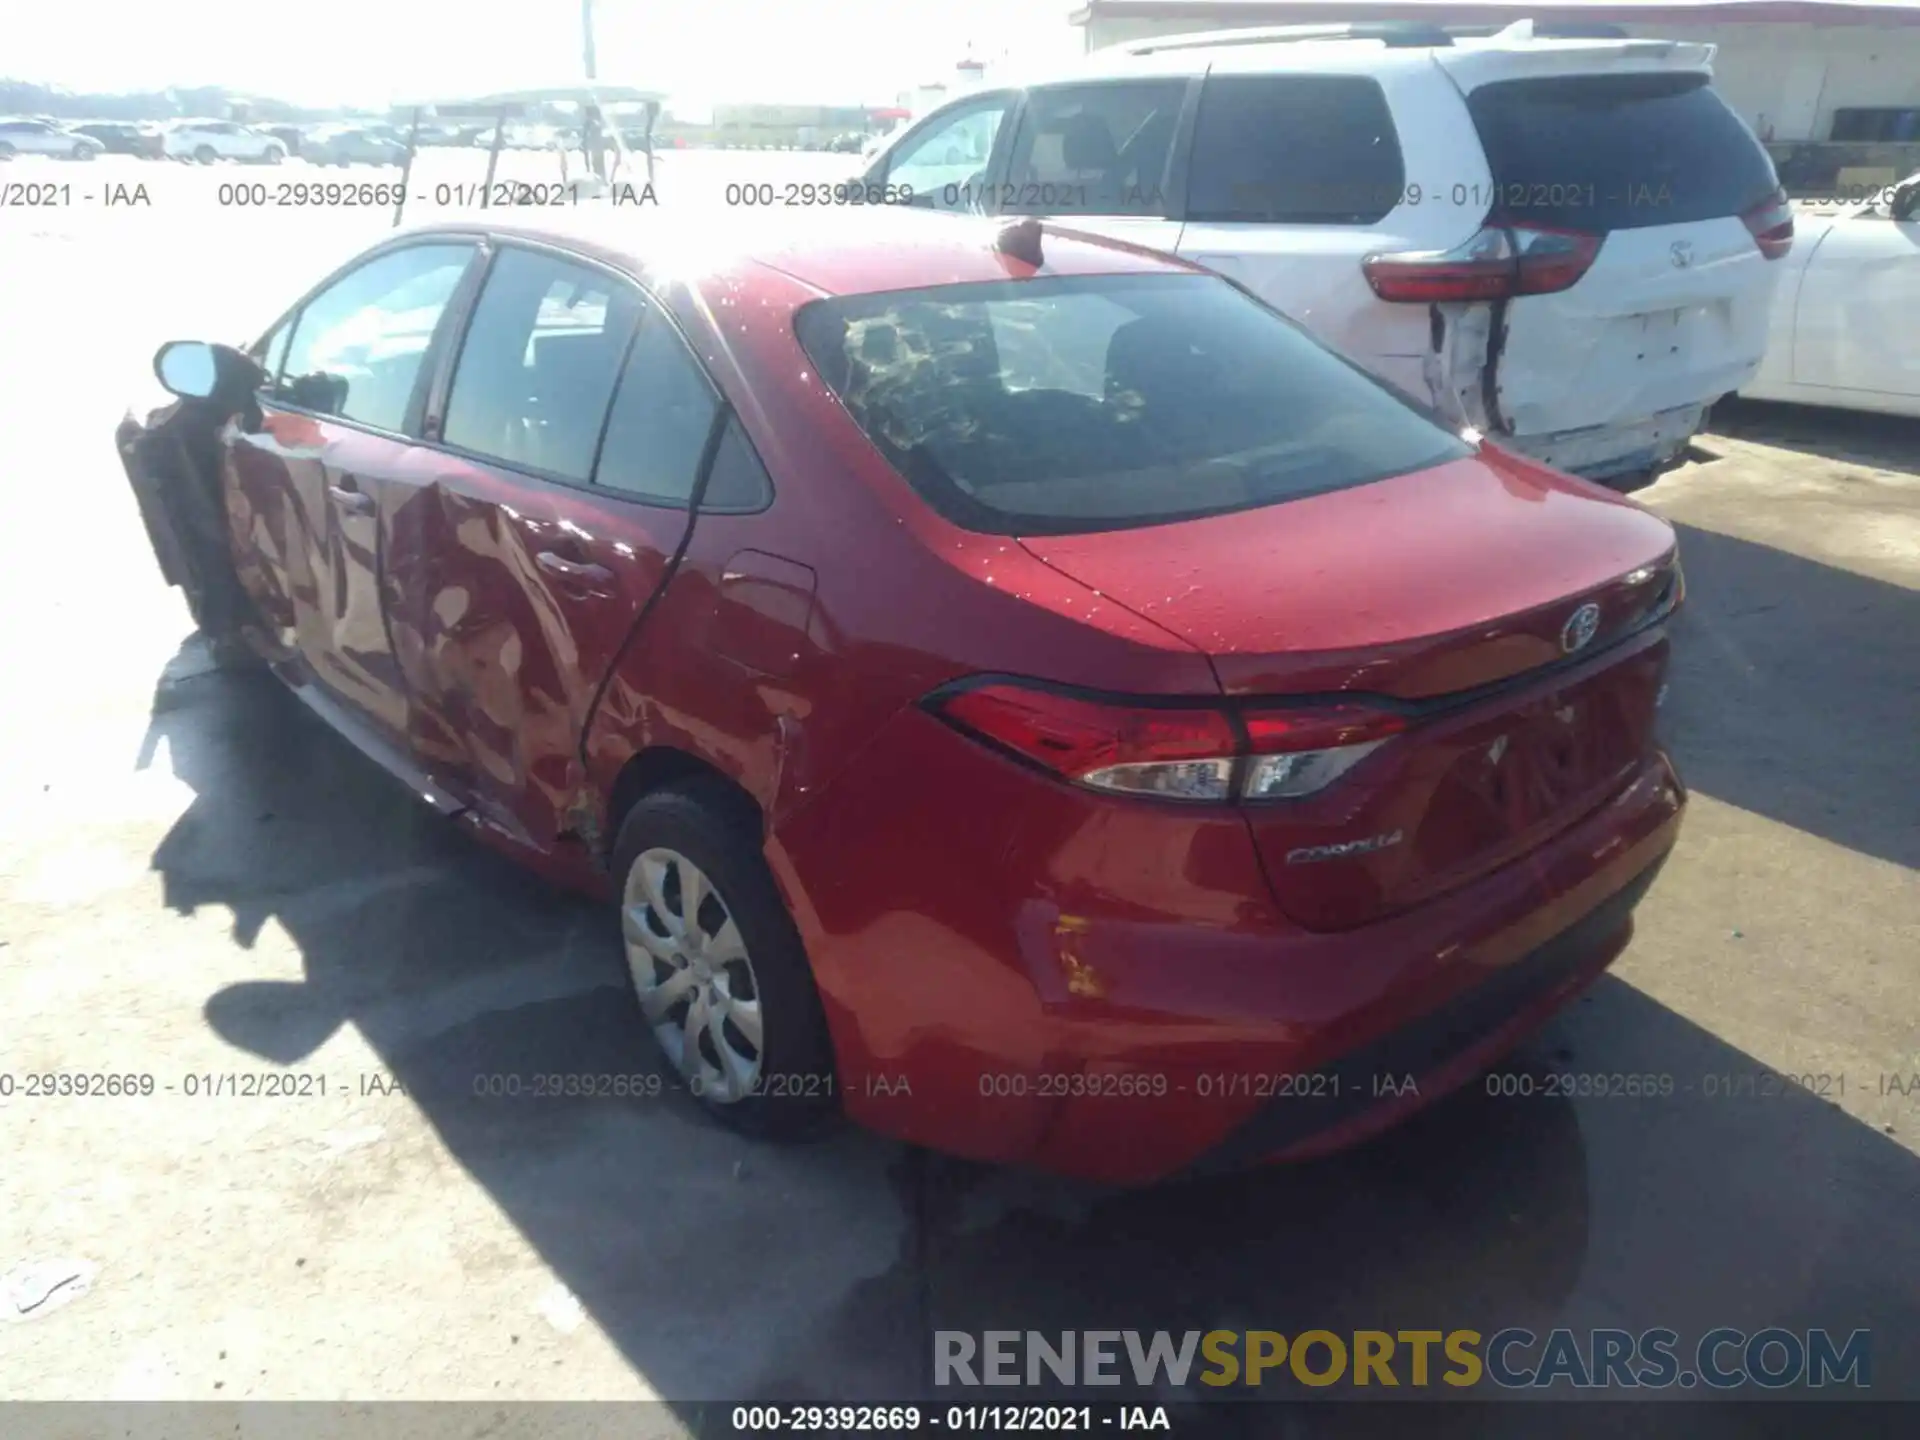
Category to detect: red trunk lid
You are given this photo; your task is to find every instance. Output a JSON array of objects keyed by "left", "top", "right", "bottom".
[{"left": 1019, "top": 448, "right": 1681, "bottom": 930}]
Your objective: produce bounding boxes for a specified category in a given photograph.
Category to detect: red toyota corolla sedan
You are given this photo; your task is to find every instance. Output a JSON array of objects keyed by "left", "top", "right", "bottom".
[{"left": 122, "top": 208, "right": 1685, "bottom": 1183}]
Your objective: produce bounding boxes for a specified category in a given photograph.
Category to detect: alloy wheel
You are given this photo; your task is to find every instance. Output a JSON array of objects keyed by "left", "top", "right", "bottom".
[{"left": 621, "top": 847, "right": 764, "bottom": 1103}]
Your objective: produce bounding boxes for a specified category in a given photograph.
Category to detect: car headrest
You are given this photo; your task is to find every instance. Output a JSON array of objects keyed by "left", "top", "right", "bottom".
[
  {"left": 1104, "top": 316, "right": 1212, "bottom": 405},
  {"left": 1059, "top": 114, "right": 1118, "bottom": 174}
]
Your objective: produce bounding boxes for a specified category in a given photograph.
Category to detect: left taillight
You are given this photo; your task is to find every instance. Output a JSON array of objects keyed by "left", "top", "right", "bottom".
[
  {"left": 1362, "top": 224, "right": 1602, "bottom": 304},
  {"left": 1741, "top": 187, "right": 1794, "bottom": 260},
  {"left": 928, "top": 682, "right": 1403, "bottom": 803}
]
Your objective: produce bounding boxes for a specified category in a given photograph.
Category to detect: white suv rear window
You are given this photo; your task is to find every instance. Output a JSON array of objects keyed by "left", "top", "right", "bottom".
[{"left": 1467, "top": 73, "right": 1780, "bottom": 232}]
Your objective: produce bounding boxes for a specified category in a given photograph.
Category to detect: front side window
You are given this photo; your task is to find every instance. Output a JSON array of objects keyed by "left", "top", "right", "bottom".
[
  {"left": 795, "top": 273, "right": 1470, "bottom": 536},
  {"left": 884, "top": 95, "right": 1013, "bottom": 210},
  {"left": 441, "top": 246, "right": 643, "bottom": 481},
  {"left": 276, "top": 243, "right": 474, "bottom": 432},
  {"left": 1186, "top": 75, "right": 1406, "bottom": 225},
  {"left": 253, "top": 318, "right": 292, "bottom": 384},
  {"left": 1001, "top": 81, "right": 1186, "bottom": 217}
]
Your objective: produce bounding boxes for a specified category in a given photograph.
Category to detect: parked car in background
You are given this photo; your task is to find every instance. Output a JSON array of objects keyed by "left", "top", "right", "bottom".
[
  {"left": 121, "top": 209, "right": 1685, "bottom": 1183},
  {"left": 414, "top": 122, "right": 477, "bottom": 147},
  {"left": 1743, "top": 172, "right": 1920, "bottom": 418},
  {"left": 0, "top": 117, "right": 104, "bottom": 159},
  {"left": 264, "top": 124, "right": 306, "bottom": 157},
  {"left": 72, "top": 121, "right": 166, "bottom": 158},
  {"left": 859, "top": 19, "right": 1794, "bottom": 487},
  {"left": 305, "top": 124, "right": 408, "bottom": 167},
  {"left": 163, "top": 119, "right": 287, "bottom": 164},
  {"left": 503, "top": 122, "right": 562, "bottom": 150}
]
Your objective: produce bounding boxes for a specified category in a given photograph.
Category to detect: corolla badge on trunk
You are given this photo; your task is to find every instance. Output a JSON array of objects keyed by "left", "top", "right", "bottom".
[
  {"left": 1560, "top": 601, "right": 1602, "bottom": 654},
  {"left": 1285, "top": 830, "right": 1405, "bottom": 865}
]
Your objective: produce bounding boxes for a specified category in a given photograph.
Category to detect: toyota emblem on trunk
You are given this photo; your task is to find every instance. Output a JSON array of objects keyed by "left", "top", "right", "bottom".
[
  {"left": 1670, "top": 240, "right": 1694, "bottom": 269},
  {"left": 1561, "top": 602, "right": 1602, "bottom": 654}
]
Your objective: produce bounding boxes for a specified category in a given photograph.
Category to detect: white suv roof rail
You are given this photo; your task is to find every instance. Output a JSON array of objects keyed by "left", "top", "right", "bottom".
[
  {"left": 1121, "top": 21, "right": 1454, "bottom": 54},
  {"left": 1117, "top": 18, "right": 1633, "bottom": 56}
]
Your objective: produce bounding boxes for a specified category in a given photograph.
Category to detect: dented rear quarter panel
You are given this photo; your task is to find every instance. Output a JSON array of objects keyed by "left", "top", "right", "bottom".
[{"left": 578, "top": 259, "right": 1225, "bottom": 847}]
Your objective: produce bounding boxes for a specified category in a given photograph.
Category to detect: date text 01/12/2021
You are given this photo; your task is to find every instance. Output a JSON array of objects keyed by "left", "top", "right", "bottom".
[
  {"left": 211, "top": 180, "right": 660, "bottom": 209},
  {"left": 728, "top": 1404, "right": 1174, "bottom": 1432},
  {"left": 4, "top": 1070, "right": 1914, "bottom": 1102}
]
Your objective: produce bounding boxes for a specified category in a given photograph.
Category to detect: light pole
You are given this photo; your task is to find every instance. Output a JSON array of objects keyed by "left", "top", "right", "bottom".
[{"left": 581, "top": 0, "right": 599, "bottom": 79}]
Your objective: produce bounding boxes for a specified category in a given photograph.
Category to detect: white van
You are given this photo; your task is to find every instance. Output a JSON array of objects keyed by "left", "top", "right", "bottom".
[{"left": 858, "top": 20, "right": 1794, "bottom": 485}]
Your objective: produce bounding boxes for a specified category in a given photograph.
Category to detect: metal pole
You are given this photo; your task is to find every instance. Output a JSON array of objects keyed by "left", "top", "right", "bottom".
[
  {"left": 483, "top": 111, "right": 507, "bottom": 205},
  {"left": 581, "top": 0, "right": 598, "bottom": 79},
  {"left": 393, "top": 105, "right": 423, "bottom": 228}
]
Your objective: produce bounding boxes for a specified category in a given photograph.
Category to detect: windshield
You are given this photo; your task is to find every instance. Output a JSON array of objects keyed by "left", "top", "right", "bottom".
[{"left": 794, "top": 273, "right": 1472, "bottom": 536}]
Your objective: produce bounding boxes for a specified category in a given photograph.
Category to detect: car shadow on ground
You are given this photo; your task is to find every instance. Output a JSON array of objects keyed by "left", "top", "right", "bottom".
[
  {"left": 1706, "top": 399, "right": 1920, "bottom": 478},
  {"left": 1662, "top": 524, "right": 1920, "bottom": 870},
  {"left": 138, "top": 648, "right": 1919, "bottom": 1430}
]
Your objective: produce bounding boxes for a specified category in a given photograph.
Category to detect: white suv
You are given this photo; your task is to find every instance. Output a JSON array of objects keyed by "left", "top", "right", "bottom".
[
  {"left": 858, "top": 20, "right": 1793, "bottom": 484},
  {"left": 163, "top": 120, "right": 287, "bottom": 165}
]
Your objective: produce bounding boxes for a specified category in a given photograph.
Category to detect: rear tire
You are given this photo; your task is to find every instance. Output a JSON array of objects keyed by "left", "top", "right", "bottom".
[
  {"left": 611, "top": 778, "right": 839, "bottom": 1140},
  {"left": 194, "top": 144, "right": 217, "bottom": 165}
]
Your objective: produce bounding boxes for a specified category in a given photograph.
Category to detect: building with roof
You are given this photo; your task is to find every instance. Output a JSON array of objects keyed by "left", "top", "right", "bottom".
[{"left": 1068, "top": 1, "right": 1920, "bottom": 186}]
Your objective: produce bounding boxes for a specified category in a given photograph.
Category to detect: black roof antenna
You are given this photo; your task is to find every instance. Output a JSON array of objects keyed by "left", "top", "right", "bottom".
[{"left": 995, "top": 215, "right": 1045, "bottom": 267}]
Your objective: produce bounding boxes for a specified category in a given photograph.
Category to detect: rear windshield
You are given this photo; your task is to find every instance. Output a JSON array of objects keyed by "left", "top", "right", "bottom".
[
  {"left": 1467, "top": 73, "right": 1779, "bottom": 232},
  {"left": 794, "top": 273, "right": 1471, "bottom": 536}
]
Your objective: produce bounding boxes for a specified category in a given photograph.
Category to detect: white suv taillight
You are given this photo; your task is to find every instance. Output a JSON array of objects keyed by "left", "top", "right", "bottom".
[
  {"left": 929, "top": 682, "right": 1405, "bottom": 802},
  {"left": 1741, "top": 187, "right": 1794, "bottom": 259},
  {"left": 1363, "top": 225, "right": 1602, "bottom": 304}
]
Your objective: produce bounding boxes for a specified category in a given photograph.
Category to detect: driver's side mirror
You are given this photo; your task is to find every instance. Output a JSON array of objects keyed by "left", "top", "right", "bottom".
[
  {"left": 154, "top": 340, "right": 220, "bottom": 399},
  {"left": 153, "top": 340, "right": 268, "bottom": 403}
]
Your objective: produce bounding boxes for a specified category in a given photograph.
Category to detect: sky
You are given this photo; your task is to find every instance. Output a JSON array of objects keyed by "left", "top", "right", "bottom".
[{"left": 11, "top": 0, "right": 1087, "bottom": 109}]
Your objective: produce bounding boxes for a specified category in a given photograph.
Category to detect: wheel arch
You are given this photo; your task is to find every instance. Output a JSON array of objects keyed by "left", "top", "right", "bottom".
[{"left": 604, "top": 745, "right": 765, "bottom": 863}]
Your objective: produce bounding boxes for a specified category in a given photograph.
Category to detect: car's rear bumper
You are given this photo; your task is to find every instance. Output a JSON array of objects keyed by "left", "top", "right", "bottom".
[
  {"left": 768, "top": 706, "right": 1686, "bottom": 1183},
  {"left": 1177, "top": 846, "right": 1666, "bottom": 1179},
  {"left": 1498, "top": 403, "right": 1710, "bottom": 481}
]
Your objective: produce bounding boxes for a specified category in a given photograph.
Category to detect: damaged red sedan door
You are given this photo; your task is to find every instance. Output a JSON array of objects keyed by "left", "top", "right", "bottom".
[
  {"left": 228, "top": 241, "right": 481, "bottom": 746},
  {"left": 383, "top": 241, "right": 715, "bottom": 855}
]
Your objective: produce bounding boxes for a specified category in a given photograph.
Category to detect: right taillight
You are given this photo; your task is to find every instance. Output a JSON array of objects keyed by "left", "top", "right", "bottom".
[
  {"left": 1741, "top": 187, "right": 1794, "bottom": 259},
  {"left": 928, "top": 682, "right": 1403, "bottom": 803},
  {"left": 1241, "top": 703, "right": 1408, "bottom": 801},
  {"left": 1363, "top": 224, "right": 1602, "bottom": 303}
]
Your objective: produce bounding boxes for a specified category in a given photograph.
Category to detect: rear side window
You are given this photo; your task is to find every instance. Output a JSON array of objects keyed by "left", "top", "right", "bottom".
[
  {"left": 1467, "top": 74, "right": 1779, "bottom": 232},
  {"left": 795, "top": 273, "right": 1470, "bottom": 537},
  {"left": 700, "top": 416, "right": 775, "bottom": 512},
  {"left": 443, "top": 247, "right": 643, "bottom": 481},
  {"left": 592, "top": 314, "right": 721, "bottom": 505},
  {"left": 1002, "top": 81, "right": 1185, "bottom": 217},
  {"left": 1187, "top": 75, "right": 1406, "bottom": 224}
]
